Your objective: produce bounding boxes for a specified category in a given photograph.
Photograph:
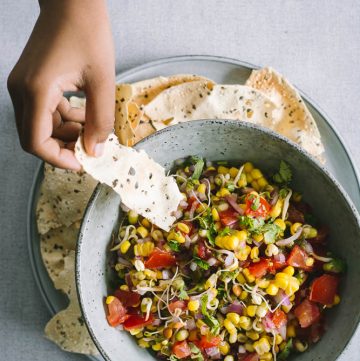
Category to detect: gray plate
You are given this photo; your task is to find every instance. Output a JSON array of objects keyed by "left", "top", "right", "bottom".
[{"left": 27, "top": 55, "right": 360, "bottom": 361}]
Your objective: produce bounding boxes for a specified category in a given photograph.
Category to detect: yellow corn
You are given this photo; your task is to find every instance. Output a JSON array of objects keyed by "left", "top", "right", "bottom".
[
  {"left": 218, "top": 166, "right": 229, "bottom": 175},
  {"left": 167, "top": 231, "right": 185, "bottom": 244},
  {"left": 281, "top": 304, "right": 293, "bottom": 313},
  {"left": 227, "top": 313, "right": 241, "bottom": 326},
  {"left": 219, "top": 341, "right": 230, "bottom": 355},
  {"left": 253, "top": 337, "right": 271, "bottom": 355},
  {"left": 232, "top": 284, "right": 242, "bottom": 297},
  {"left": 246, "top": 173, "right": 253, "bottom": 183},
  {"left": 224, "top": 319, "right": 237, "bottom": 334},
  {"left": 237, "top": 173, "right": 247, "bottom": 188},
  {"left": 256, "top": 305, "right": 267, "bottom": 318},
  {"left": 269, "top": 199, "right": 283, "bottom": 218},
  {"left": 236, "top": 246, "right": 252, "bottom": 262},
  {"left": 152, "top": 343, "right": 162, "bottom": 351},
  {"left": 257, "top": 177, "right": 268, "bottom": 189},
  {"left": 285, "top": 277, "right": 300, "bottom": 296},
  {"left": 134, "top": 241, "right": 154, "bottom": 257},
  {"left": 236, "top": 273, "right": 246, "bottom": 284},
  {"left": 137, "top": 226, "right": 149, "bottom": 238},
  {"left": 196, "top": 202, "right": 208, "bottom": 213},
  {"left": 238, "top": 316, "right": 251, "bottom": 330},
  {"left": 229, "top": 332, "right": 238, "bottom": 344},
  {"left": 229, "top": 167, "right": 239, "bottom": 178},
  {"left": 290, "top": 222, "right": 302, "bottom": 235},
  {"left": 177, "top": 222, "right": 190, "bottom": 234},
  {"left": 240, "top": 290, "right": 249, "bottom": 300},
  {"left": 128, "top": 210, "right": 138, "bottom": 224},
  {"left": 274, "top": 273, "right": 290, "bottom": 290},
  {"left": 243, "top": 162, "right": 254, "bottom": 173},
  {"left": 253, "top": 233, "right": 264, "bottom": 242},
  {"left": 266, "top": 283, "right": 279, "bottom": 296},
  {"left": 256, "top": 278, "right": 270, "bottom": 289},
  {"left": 334, "top": 294, "right": 341, "bottom": 305},
  {"left": 251, "top": 168, "right": 263, "bottom": 180},
  {"left": 246, "top": 330, "right": 260, "bottom": 341},
  {"left": 246, "top": 305, "right": 257, "bottom": 317},
  {"left": 106, "top": 296, "right": 115, "bottom": 305},
  {"left": 187, "top": 300, "right": 200, "bottom": 312},
  {"left": 119, "top": 284, "right": 129, "bottom": 291},
  {"left": 211, "top": 208, "right": 220, "bottom": 221},
  {"left": 235, "top": 230, "right": 248, "bottom": 241},
  {"left": 138, "top": 339, "right": 150, "bottom": 348},
  {"left": 141, "top": 218, "right": 151, "bottom": 228},
  {"left": 286, "top": 324, "right": 296, "bottom": 338},
  {"left": 245, "top": 343, "right": 255, "bottom": 352},
  {"left": 260, "top": 352, "right": 273, "bottom": 361},
  {"left": 274, "top": 218, "right": 286, "bottom": 231},
  {"left": 251, "top": 180, "right": 260, "bottom": 191},
  {"left": 120, "top": 240, "right": 131, "bottom": 254},
  {"left": 243, "top": 268, "right": 255, "bottom": 283},
  {"left": 218, "top": 188, "right": 231, "bottom": 197},
  {"left": 265, "top": 244, "right": 279, "bottom": 257},
  {"left": 197, "top": 183, "right": 207, "bottom": 194},
  {"left": 275, "top": 334, "right": 283, "bottom": 345},
  {"left": 282, "top": 266, "right": 295, "bottom": 276},
  {"left": 151, "top": 230, "right": 163, "bottom": 241},
  {"left": 250, "top": 246, "right": 259, "bottom": 260},
  {"left": 305, "top": 257, "right": 314, "bottom": 267}
]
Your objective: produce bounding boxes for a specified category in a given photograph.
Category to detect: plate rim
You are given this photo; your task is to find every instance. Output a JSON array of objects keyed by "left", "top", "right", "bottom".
[{"left": 27, "top": 54, "right": 360, "bottom": 360}]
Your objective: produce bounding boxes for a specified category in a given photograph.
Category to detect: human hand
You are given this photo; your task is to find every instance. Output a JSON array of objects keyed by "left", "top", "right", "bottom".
[{"left": 7, "top": 0, "right": 115, "bottom": 170}]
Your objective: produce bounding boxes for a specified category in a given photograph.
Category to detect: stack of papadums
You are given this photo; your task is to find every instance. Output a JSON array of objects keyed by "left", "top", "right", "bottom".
[{"left": 37, "top": 68, "right": 324, "bottom": 354}]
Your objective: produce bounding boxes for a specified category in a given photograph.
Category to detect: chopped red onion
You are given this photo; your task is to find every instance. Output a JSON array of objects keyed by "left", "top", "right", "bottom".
[
  {"left": 180, "top": 200, "right": 188, "bottom": 209},
  {"left": 276, "top": 227, "right": 303, "bottom": 247},
  {"left": 190, "top": 262, "right": 198, "bottom": 271},
  {"left": 208, "top": 257, "right": 218, "bottom": 267},
  {"left": 303, "top": 240, "right": 314, "bottom": 254},
  {"left": 162, "top": 270, "right": 171, "bottom": 280},
  {"left": 174, "top": 210, "right": 183, "bottom": 219},
  {"left": 186, "top": 318, "right": 196, "bottom": 330},
  {"left": 270, "top": 188, "right": 279, "bottom": 206},
  {"left": 152, "top": 318, "right": 161, "bottom": 326},
  {"left": 279, "top": 323, "right": 287, "bottom": 340},
  {"left": 185, "top": 235, "right": 192, "bottom": 248},
  {"left": 189, "top": 201, "right": 198, "bottom": 219},
  {"left": 191, "top": 234, "right": 199, "bottom": 243},
  {"left": 198, "top": 192, "right": 207, "bottom": 201},
  {"left": 274, "top": 290, "right": 291, "bottom": 307},
  {"left": 253, "top": 239, "right": 261, "bottom": 247},
  {"left": 225, "top": 195, "right": 244, "bottom": 215},
  {"left": 274, "top": 253, "right": 286, "bottom": 263},
  {"left": 262, "top": 313, "right": 275, "bottom": 332},
  {"left": 221, "top": 301, "right": 244, "bottom": 315},
  {"left": 205, "top": 347, "right": 221, "bottom": 359}
]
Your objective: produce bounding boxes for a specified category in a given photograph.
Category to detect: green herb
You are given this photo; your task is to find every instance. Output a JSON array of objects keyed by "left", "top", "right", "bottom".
[
  {"left": 169, "top": 355, "right": 180, "bottom": 361},
  {"left": 261, "top": 223, "right": 281, "bottom": 244},
  {"left": 278, "top": 339, "right": 293, "bottom": 360},
  {"left": 247, "top": 193, "right": 260, "bottom": 211},
  {"left": 216, "top": 286, "right": 226, "bottom": 299},
  {"left": 219, "top": 226, "right": 231, "bottom": 236},
  {"left": 194, "top": 256, "right": 210, "bottom": 270},
  {"left": 226, "top": 183, "right": 236, "bottom": 192},
  {"left": 239, "top": 215, "right": 265, "bottom": 233},
  {"left": 279, "top": 188, "right": 290, "bottom": 199},
  {"left": 323, "top": 258, "right": 346, "bottom": 273},
  {"left": 191, "top": 156, "right": 205, "bottom": 180},
  {"left": 189, "top": 344, "right": 204, "bottom": 361},
  {"left": 273, "top": 161, "right": 292, "bottom": 185},
  {"left": 178, "top": 286, "right": 189, "bottom": 300},
  {"left": 198, "top": 210, "right": 217, "bottom": 246},
  {"left": 200, "top": 294, "right": 220, "bottom": 334},
  {"left": 168, "top": 240, "right": 180, "bottom": 252}
]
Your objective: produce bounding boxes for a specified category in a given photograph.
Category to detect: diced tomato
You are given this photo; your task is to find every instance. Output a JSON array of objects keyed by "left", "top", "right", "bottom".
[
  {"left": 294, "top": 299, "right": 320, "bottom": 328},
  {"left": 269, "top": 256, "right": 287, "bottom": 273},
  {"left": 219, "top": 209, "right": 239, "bottom": 226},
  {"left": 272, "top": 309, "right": 287, "bottom": 329},
  {"left": 287, "top": 204, "right": 305, "bottom": 224},
  {"left": 248, "top": 258, "right": 270, "bottom": 278},
  {"left": 309, "top": 274, "right": 339, "bottom": 305},
  {"left": 144, "top": 248, "right": 177, "bottom": 269},
  {"left": 123, "top": 314, "right": 155, "bottom": 330},
  {"left": 106, "top": 297, "right": 128, "bottom": 327},
  {"left": 245, "top": 194, "right": 270, "bottom": 217},
  {"left": 287, "top": 245, "right": 313, "bottom": 271},
  {"left": 196, "top": 240, "right": 212, "bottom": 260},
  {"left": 239, "top": 353, "right": 259, "bottom": 361},
  {"left": 172, "top": 341, "right": 191, "bottom": 359},
  {"left": 187, "top": 196, "right": 199, "bottom": 211},
  {"left": 197, "top": 335, "right": 222, "bottom": 349},
  {"left": 168, "top": 300, "right": 187, "bottom": 313},
  {"left": 114, "top": 289, "right": 141, "bottom": 308}
]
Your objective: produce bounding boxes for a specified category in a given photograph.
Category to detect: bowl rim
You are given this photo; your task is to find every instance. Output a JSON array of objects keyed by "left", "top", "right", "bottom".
[{"left": 76, "top": 119, "right": 360, "bottom": 361}]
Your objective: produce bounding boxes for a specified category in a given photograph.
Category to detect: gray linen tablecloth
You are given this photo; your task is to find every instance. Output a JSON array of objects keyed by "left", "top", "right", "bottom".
[{"left": 0, "top": 1, "right": 359, "bottom": 360}]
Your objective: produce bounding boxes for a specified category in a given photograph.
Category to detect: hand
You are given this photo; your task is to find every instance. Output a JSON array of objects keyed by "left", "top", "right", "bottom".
[{"left": 7, "top": 0, "right": 115, "bottom": 170}]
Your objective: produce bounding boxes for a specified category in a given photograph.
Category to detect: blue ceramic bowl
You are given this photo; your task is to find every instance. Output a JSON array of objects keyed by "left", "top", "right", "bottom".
[{"left": 76, "top": 119, "right": 360, "bottom": 361}]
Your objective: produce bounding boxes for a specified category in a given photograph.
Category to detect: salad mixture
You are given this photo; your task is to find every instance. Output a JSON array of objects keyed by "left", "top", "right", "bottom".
[{"left": 105, "top": 158, "right": 345, "bottom": 361}]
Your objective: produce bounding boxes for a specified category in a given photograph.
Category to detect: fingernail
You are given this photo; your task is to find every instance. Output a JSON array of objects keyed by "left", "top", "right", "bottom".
[{"left": 94, "top": 142, "right": 105, "bottom": 157}]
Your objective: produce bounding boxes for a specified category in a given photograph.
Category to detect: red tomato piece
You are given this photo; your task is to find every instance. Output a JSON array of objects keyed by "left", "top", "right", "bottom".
[
  {"left": 114, "top": 289, "right": 141, "bottom": 308},
  {"left": 172, "top": 341, "right": 192, "bottom": 359},
  {"left": 245, "top": 194, "right": 270, "bottom": 217},
  {"left": 239, "top": 353, "right": 259, "bottom": 361},
  {"left": 219, "top": 209, "right": 239, "bottom": 226},
  {"left": 294, "top": 299, "right": 320, "bottom": 328},
  {"left": 197, "top": 335, "right": 222, "bottom": 349},
  {"left": 309, "top": 274, "right": 339, "bottom": 305},
  {"left": 272, "top": 309, "right": 287, "bottom": 329},
  {"left": 106, "top": 297, "right": 128, "bottom": 327},
  {"left": 144, "top": 248, "right": 177, "bottom": 269},
  {"left": 123, "top": 314, "right": 155, "bottom": 330},
  {"left": 248, "top": 258, "right": 270, "bottom": 278},
  {"left": 269, "top": 256, "right": 287, "bottom": 273},
  {"left": 187, "top": 196, "right": 199, "bottom": 211},
  {"left": 287, "top": 245, "right": 313, "bottom": 271},
  {"left": 168, "top": 300, "right": 187, "bottom": 313}
]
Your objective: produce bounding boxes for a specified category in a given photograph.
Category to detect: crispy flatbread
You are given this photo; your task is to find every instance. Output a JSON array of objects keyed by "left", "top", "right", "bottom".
[
  {"left": 75, "top": 133, "right": 182, "bottom": 231},
  {"left": 246, "top": 67, "right": 325, "bottom": 160}
]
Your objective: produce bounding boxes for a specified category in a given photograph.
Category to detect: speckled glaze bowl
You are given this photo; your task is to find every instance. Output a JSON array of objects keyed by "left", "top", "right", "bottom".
[{"left": 76, "top": 120, "right": 360, "bottom": 361}]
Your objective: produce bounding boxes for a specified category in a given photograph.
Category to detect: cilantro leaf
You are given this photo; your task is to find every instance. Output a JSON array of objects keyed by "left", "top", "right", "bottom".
[
  {"left": 261, "top": 223, "right": 281, "bottom": 244},
  {"left": 273, "top": 161, "right": 292, "bottom": 185},
  {"left": 219, "top": 226, "right": 231, "bottom": 236},
  {"left": 168, "top": 240, "right": 180, "bottom": 252},
  {"left": 178, "top": 286, "right": 189, "bottom": 300},
  {"left": 226, "top": 183, "right": 236, "bottom": 192},
  {"left": 193, "top": 256, "right": 210, "bottom": 270},
  {"left": 191, "top": 156, "right": 205, "bottom": 180},
  {"left": 278, "top": 339, "right": 293, "bottom": 360},
  {"left": 198, "top": 210, "right": 217, "bottom": 246},
  {"left": 239, "top": 216, "right": 265, "bottom": 233},
  {"left": 200, "top": 294, "right": 220, "bottom": 334}
]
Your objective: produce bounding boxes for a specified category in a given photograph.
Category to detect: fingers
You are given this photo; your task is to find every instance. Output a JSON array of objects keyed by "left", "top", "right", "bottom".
[
  {"left": 57, "top": 96, "right": 85, "bottom": 123},
  {"left": 83, "top": 69, "right": 115, "bottom": 156}
]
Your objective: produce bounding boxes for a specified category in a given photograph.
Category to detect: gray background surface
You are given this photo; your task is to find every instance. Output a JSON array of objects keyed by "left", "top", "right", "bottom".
[{"left": 0, "top": 1, "right": 359, "bottom": 360}]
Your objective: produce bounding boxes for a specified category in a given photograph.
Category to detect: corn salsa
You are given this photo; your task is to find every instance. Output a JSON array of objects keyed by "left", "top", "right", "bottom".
[{"left": 105, "top": 158, "right": 345, "bottom": 361}]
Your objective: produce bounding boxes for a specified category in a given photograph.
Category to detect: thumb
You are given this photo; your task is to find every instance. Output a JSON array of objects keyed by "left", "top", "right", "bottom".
[{"left": 83, "top": 71, "right": 115, "bottom": 156}]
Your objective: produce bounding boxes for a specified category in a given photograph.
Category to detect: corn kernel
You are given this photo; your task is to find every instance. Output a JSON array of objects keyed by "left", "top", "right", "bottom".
[
  {"left": 290, "top": 222, "right": 302, "bottom": 235},
  {"left": 235, "top": 246, "right": 252, "bottom": 262},
  {"left": 240, "top": 290, "right": 249, "bottom": 300},
  {"left": 224, "top": 356, "right": 234, "bottom": 361},
  {"left": 177, "top": 222, "right": 190, "bottom": 234},
  {"left": 152, "top": 343, "right": 162, "bottom": 351},
  {"left": 119, "top": 284, "right": 129, "bottom": 291},
  {"left": 266, "top": 283, "right": 279, "bottom": 296},
  {"left": 236, "top": 273, "right": 246, "bottom": 284},
  {"left": 256, "top": 305, "right": 267, "bottom": 318},
  {"left": 232, "top": 284, "right": 242, "bottom": 297},
  {"left": 237, "top": 173, "right": 247, "bottom": 188},
  {"left": 218, "top": 166, "right": 229, "bottom": 175},
  {"left": 275, "top": 334, "right": 283, "bottom": 345},
  {"left": 219, "top": 341, "right": 230, "bottom": 355},
  {"left": 251, "top": 180, "right": 260, "bottom": 191},
  {"left": 130, "top": 328, "right": 143, "bottom": 336},
  {"left": 128, "top": 210, "right": 138, "bottom": 224},
  {"left": 246, "top": 173, "right": 253, "bottom": 183},
  {"left": 246, "top": 330, "right": 260, "bottom": 341},
  {"left": 257, "top": 177, "right": 268, "bottom": 189},
  {"left": 187, "top": 300, "right": 200, "bottom": 312},
  {"left": 151, "top": 230, "right": 163, "bottom": 241},
  {"left": 282, "top": 266, "right": 295, "bottom": 276},
  {"left": 138, "top": 339, "right": 150, "bottom": 348},
  {"left": 218, "top": 188, "right": 231, "bottom": 197},
  {"left": 246, "top": 305, "right": 258, "bottom": 317},
  {"left": 274, "top": 218, "right": 286, "bottom": 231},
  {"left": 141, "top": 218, "right": 151, "bottom": 228},
  {"left": 260, "top": 352, "right": 273, "bottom": 361},
  {"left": 211, "top": 208, "right": 220, "bottom": 221},
  {"left": 195, "top": 183, "right": 206, "bottom": 195},
  {"left": 305, "top": 257, "right": 314, "bottom": 267},
  {"left": 286, "top": 324, "right": 296, "bottom": 338},
  {"left": 245, "top": 343, "right": 255, "bottom": 352},
  {"left": 250, "top": 246, "right": 259, "bottom": 260},
  {"left": 256, "top": 279, "right": 270, "bottom": 289},
  {"left": 294, "top": 340, "right": 308, "bottom": 352},
  {"left": 238, "top": 316, "right": 251, "bottom": 330},
  {"left": 224, "top": 319, "right": 237, "bottom": 334},
  {"left": 106, "top": 296, "right": 115, "bottom": 304},
  {"left": 265, "top": 244, "right": 279, "bottom": 257},
  {"left": 282, "top": 304, "right": 293, "bottom": 313},
  {"left": 120, "top": 240, "right": 131, "bottom": 254},
  {"left": 243, "top": 162, "right": 254, "bottom": 173},
  {"left": 229, "top": 332, "right": 238, "bottom": 344},
  {"left": 254, "top": 337, "right": 271, "bottom": 355},
  {"left": 253, "top": 233, "right": 264, "bottom": 242},
  {"left": 251, "top": 168, "right": 263, "bottom": 180},
  {"left": 334, "top": 294, "right": 341, "bottom": 305},
  {"left": 243, "top": 268, "right": 255, "bottom": 283},
  {"left": 227, "top": 313, "right": 241, "bottom": 326},
  {"left": 137, "top": 226, "right": 149, "bottom": 238},
  {"left": 269, "top": 199, "right": 283, "bottom": 218},
  {"left": 229, "top": 167, "right": 239, "bottom": 178}
]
